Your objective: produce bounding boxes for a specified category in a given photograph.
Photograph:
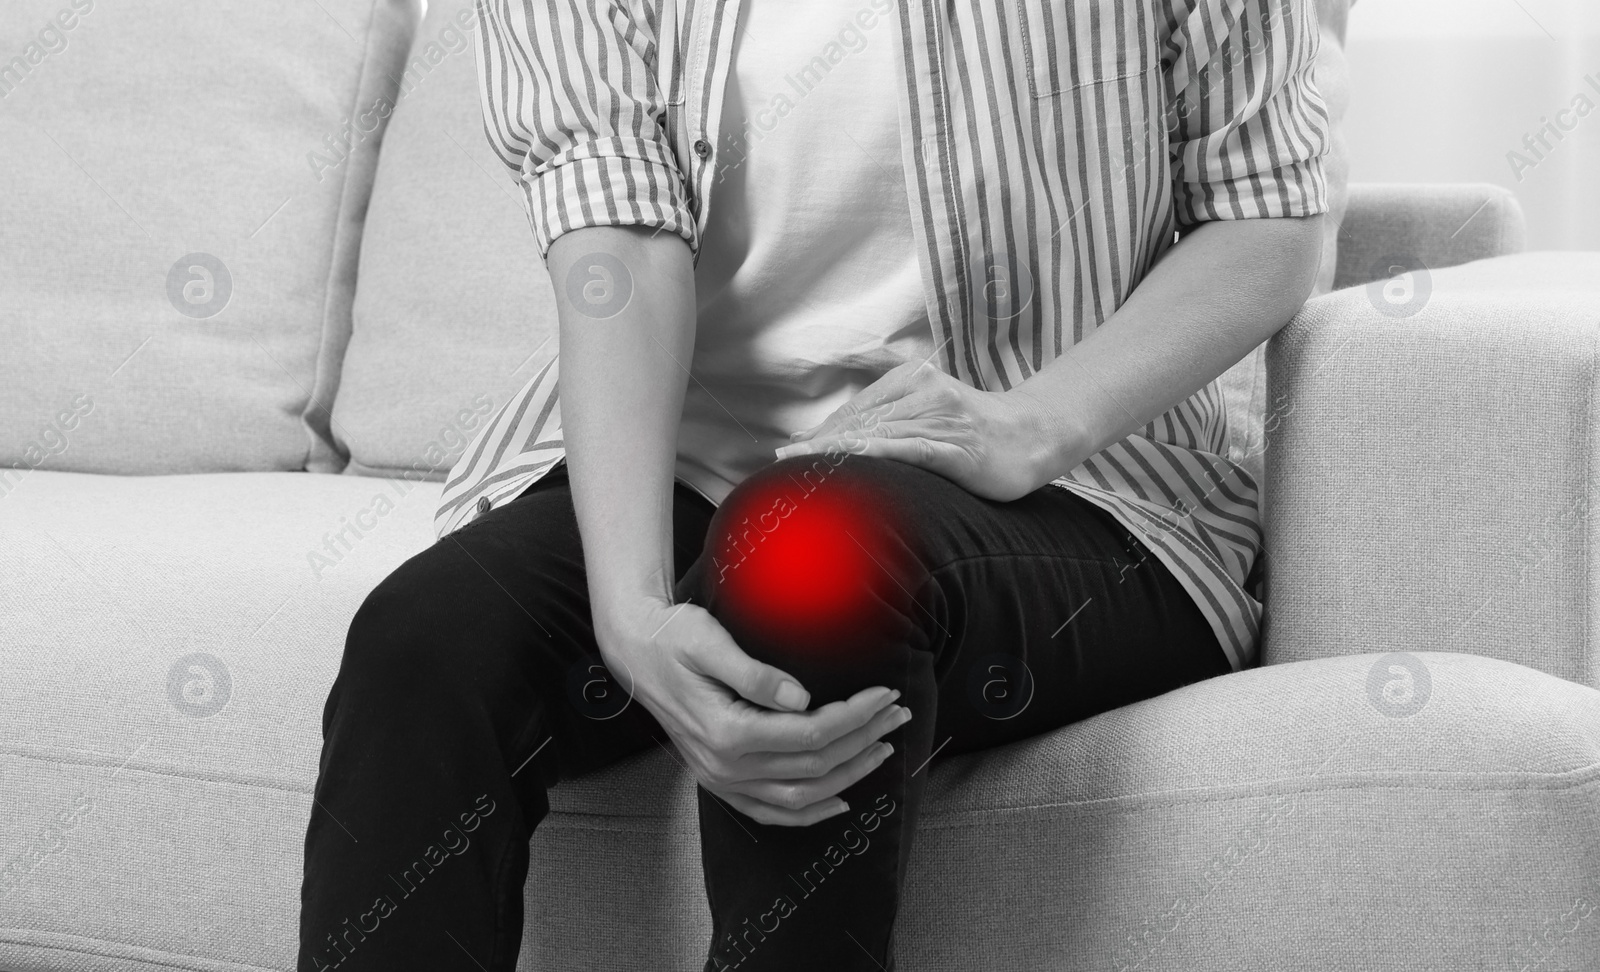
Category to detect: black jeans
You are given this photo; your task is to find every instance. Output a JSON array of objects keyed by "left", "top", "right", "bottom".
[{"left": 297, "top": 454, "right": 1230, "bottom": 971}]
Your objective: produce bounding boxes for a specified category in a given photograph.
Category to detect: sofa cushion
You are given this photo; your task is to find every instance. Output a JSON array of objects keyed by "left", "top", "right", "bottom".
[
  {"left": 0, "top": 469, "right": 439, "bottom": 970},
  {"left": 1333, "top": 183, "right": 1528, "bottom": 292},
  {"left": 0, "top": 0, "right": 416, "bottom": 477},
  {"left": 332, "top": 0, "right": 558, "bottom": 482},
  {"left": 2, "top": 471, "right": 1597, "bottom": 971},
  {"left": 534, "top": 652, "right": 1600, "bottom": 971}
]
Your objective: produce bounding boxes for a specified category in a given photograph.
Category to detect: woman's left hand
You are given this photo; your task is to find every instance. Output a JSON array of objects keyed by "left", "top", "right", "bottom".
[{"left": 774, "top": 361, "right": 1064, "bottom": 502}]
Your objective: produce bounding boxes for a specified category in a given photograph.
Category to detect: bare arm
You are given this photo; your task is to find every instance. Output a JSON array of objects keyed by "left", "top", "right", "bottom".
[
  {"left": 549, "top": 226, "right": 904, "bottom": 826},
  {"left": 1313, "top": 0, "right": 1354, "bottom": 294},
  {"left": 549, "top": 225, "right": 695, "bottom": 636},
  {"left": 1019, "top": 215, "right": 1324, "bottom": 483}
]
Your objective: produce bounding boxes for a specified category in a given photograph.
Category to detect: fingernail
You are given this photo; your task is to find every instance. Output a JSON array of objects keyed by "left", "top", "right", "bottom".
[
  {"left": 775, "top": 680, "right": 809, "bottom": 710},
  {"left": 887, "top": 689, "right": 902, "bottom": 703},
  {"left": 876, "top": 742, "right": 894, "bottom": 762},
  {"left": 898, "top": 707, "right": 913, "bottom": 724},
  {"left": 835, "top": 800, "right": 851, "bottom": 815}
]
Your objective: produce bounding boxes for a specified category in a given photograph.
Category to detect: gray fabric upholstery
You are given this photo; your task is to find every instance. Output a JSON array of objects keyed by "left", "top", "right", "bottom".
[
  {"left": 0, "top": 471, "right": 432, "bottom": 970},
  {"left": 1223, "top": 181, "right": 1530, "bottom": 590},
  {"left": 0, "top": 0, "right": 417, "bottom": 477},
  {"left": 537, "top": 651, "right": 1600, "bottom": 972},
  {"left": 332, "top": 0, "right": 560, "bottom": 482},
  {"left": 1424, "top": 250, "right": 1600, "bottom": 295},
  {"left": 1264, "top": 269, "right": 1600, "bottom": 689},
  {"left": 1333, "top": 183, "right": 1527, "bottom": 291},
  {"left": 2, "top": 470, "right": 1598, "bottom": 971}
]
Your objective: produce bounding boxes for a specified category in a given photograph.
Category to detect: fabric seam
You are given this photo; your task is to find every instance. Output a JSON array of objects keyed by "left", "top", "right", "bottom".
[{"left": 308, "top": 0, "right": 385, "bottom": 470}]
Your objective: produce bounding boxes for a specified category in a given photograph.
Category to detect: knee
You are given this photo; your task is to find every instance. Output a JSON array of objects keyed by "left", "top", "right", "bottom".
[{"left": 693, "top": 455, "right": 930, "bottom": 665}]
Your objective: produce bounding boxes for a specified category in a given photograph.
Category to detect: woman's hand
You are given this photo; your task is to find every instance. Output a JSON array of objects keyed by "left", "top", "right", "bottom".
[
  {"left": 597, "top": 597, "right": 911, "bottom": 827},
  {"left": 775, "top": 360, "right": 1068, "bottom": 502}
]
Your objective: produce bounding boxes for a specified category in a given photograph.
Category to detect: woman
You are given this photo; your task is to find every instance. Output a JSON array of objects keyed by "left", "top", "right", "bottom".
[{"left": 298, "top": 0, "right": 1329, "bottom": 966}]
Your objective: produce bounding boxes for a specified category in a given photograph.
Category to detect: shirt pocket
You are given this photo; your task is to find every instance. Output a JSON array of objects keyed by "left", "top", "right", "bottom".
[{"left": 1016, "top": 0, "right": 1155, "bottom": 101}]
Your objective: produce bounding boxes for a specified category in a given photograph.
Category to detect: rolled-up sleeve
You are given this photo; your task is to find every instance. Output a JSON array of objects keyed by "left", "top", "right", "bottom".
[
  {"left": 1165, "top": 0, "right": 1331, "bottom": 228},
  {"left": 475, "top": 0, "right": 695, "bottom": 259}
]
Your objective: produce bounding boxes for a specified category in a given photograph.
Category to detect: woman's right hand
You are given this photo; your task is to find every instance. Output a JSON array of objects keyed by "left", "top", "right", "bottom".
[{"left": 596, "top": 596, "right": 911, "bottom": 827}]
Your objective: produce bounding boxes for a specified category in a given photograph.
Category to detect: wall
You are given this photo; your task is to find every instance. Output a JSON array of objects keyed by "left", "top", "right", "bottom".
[{"left": 1343, "top": 0, "right": 1600, "bottom": 251}]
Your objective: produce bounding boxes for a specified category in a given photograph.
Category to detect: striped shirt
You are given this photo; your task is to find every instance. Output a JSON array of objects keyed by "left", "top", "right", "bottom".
[{"left": 442, "top": 0, "right": 1330, "bottom": 670}]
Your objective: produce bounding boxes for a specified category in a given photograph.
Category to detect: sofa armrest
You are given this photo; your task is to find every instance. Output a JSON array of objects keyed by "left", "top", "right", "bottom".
[
  {"left": 1334, "top": 183, "right": 1527, "bottom": 290},
  {"left": 1261, "top": 284, "right": 1600, "bottom": 689}
]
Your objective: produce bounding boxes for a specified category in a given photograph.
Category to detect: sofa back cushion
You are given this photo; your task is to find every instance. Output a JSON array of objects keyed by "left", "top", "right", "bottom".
[
  {"left": 0, "top": 0, "right": 417, "bottom": 476},
  {"left": 332, "top": 0, "right": 559, "bottom": 483}
]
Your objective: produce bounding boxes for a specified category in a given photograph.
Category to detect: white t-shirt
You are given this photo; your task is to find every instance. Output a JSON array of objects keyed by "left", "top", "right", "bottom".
[{"left": 674, "top": 0, "right": 933, "bottom": 506}]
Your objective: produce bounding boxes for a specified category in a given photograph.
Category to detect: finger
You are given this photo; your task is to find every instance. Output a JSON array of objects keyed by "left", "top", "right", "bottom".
[
  {"left": 787, "top": 417, "right": 828, "bottom": 441},
  {"left": 729, "top": 685, "right": 902, "bottom": 755},
  {"left": 811, "top": 390, "right": 944, "bottom": 444},
  {"left": 687, "top": 621, "right": 813, "bottom": 712},
  {"left": 788, "top": 361, "right": 926, "bottom": 443},
  {"left": 781, "top": 412, "right": 939, "bottom": 453},
  {"left": 725, "top": 738, "right": 895, "bottom": 811},
  {"left": 795, "top": 371, "right": 915, "bottom": 442},
  {"left": 735, "top": 702, "right": 912, "bottom": 781},
  {"left": 715, "top": 787, "right": 852, "bottom": 828},
  {"left": 777, "top": 426, "right": 954, "bottom": 473}
]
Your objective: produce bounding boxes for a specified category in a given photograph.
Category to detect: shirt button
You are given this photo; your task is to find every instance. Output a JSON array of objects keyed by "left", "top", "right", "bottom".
[
  {"left": 476, "top": 496, "right": 492, "bottom": 516},
  {"left": 693, "top": 138, "right": 711, "bottom": 159}
]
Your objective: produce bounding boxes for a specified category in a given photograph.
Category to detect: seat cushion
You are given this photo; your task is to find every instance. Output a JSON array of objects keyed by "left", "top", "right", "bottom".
[
  {"left": 534, "top": 651, "right": 1600, "bottom": 971},
  {"left": 0, "top": 0, "right": 416, "bottom": 478},
  {"left": 331, "top": 0, "right": 559, "bottom": 482},
  {"left": 2, "top": 471, "right": 1597, "bottom": 971},
  {"left": 0, "top": 469, "right": 437, "bottom": 969}
]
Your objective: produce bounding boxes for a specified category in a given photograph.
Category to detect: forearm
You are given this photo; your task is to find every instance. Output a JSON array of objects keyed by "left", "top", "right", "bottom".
[
  {"left": 547, "top": 224, "right": 697, "bottom": 644},
  {"left": 1019, "top": 214, "right": 1324, "bottom": 480}
]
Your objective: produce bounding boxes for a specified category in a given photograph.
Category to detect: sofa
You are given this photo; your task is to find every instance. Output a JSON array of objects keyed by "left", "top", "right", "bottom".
[{"left": 3, "top": 2, "right": 1598, "bottom": 970}]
